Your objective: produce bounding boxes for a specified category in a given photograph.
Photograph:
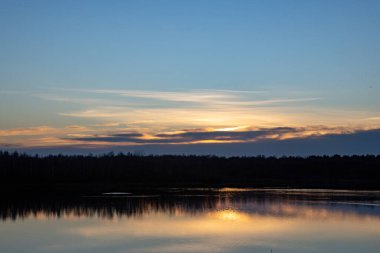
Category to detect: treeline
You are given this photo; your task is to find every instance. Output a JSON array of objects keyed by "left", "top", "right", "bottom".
[{"left": 1, "top": 151, "right": 380, "bottom": 191}]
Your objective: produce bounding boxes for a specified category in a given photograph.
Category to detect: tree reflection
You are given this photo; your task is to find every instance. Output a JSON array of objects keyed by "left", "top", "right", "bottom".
[{"left": 1, "top": 190, "right": 380, "bottom": 221}]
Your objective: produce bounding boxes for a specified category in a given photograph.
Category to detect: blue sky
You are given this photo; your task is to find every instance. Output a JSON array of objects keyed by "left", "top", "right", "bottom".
[{"left": 1, "top": 0, "right": 380, "bottom": 155}]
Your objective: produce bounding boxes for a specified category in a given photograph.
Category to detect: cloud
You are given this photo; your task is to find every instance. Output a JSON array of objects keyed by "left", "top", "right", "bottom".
[
  {"left": 38, "top": 88, "right": 380, "bottom": 133},
  {"left": 0, "top": 125, "right": 95, "bottom": 148},
  {"left": 46, "top": 88, "right": 380, "bottom": 132},
  {"left": 367, "top": 117, "right": 380, "bottom": 121},
  {"left": 155, "top": 127, "right": 297, "bottom": 142},
  {"left": 0, "top": 121, "right": 372, "bottom": 150},
  {"left": 0, "top": 126, "right": 55, "bottom": 136},
  {"left": 12, "top": 128, "right": 380, "bottom": 156},
  {"left": 3, "top": 88, "right": 380, "bottom": 153},
  {"left": 72, "top": 133, "right": 145, "bottom": 143},
  {"left": 0, "top": 125, "right": 92, "bottom": 137},
  {"left": 64, "top": 126, "right": 355, "bottom": 145},
  {"left": 61, "top": 88, "right": 319, "bottom": 107}
]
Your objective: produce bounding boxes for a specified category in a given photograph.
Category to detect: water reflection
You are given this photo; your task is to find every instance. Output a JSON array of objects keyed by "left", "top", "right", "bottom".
[
  {"left": 1, "top": 189, "right": 380, "bottom": 221},
  {"left": 1, "top": 189, "right": 380, "bottom": 253}
]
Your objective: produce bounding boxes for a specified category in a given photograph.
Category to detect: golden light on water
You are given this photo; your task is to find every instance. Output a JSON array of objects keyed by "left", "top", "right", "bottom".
[
  {"left": 214, "top": 210, "right": 242, "bottom": 221},
  {"left": 210, "top": 209, "right": 253, "bottom": 223}
]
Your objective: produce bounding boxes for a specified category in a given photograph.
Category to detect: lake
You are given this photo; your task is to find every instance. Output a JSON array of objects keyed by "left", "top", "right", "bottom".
[{"left": 1, "top": 188, "right": 380, "bottom": 253}]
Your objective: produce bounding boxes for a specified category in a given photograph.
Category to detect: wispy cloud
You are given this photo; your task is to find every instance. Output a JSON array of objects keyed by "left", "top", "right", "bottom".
[
  {"left": 2, "top": 88, "right": 380, "bottom": 150},
  {"left": 366, "top": 116, "right": 380, "bottom": 121},
  {"left": 45, "top": 88, "right": 318, "bottom": 107},
  {"left": 79, "top": 88, "right": 319, "bottom": 107},
  {"left": 0, "top": 125, "right": 94, "bottom": 137},
  {"left": 0, "top": 126, "right": 56, "bottom": 137},
  {"left": 47, "top": 88, "right": 325, "bottom": 132}
]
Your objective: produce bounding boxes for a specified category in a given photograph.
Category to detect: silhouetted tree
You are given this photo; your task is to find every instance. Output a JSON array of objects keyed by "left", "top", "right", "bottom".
[{"left": 0, "top": 151, "right": 379, "bottom": 192}]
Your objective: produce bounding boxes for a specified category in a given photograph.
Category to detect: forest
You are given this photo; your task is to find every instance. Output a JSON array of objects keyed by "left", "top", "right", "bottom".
[{"left": 1, "top": 151, "right": 380, "bottom": 193}]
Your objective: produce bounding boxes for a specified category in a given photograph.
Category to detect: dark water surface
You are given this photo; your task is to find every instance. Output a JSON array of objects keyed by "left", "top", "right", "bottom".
[{"left": 1, "top": 188, "right": 380, "bottom": 253}]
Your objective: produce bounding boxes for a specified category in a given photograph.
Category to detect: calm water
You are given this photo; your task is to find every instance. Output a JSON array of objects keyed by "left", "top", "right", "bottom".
[{"left": 1, "top": 188, "right": 380, "bottom": 253}]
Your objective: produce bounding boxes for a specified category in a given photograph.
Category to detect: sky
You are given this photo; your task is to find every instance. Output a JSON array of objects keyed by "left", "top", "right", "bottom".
[{"left": 1, "top": 0, "right": 380, "bottom": 156}]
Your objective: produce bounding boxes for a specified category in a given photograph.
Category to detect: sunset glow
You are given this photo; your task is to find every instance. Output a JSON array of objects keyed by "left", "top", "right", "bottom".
[{"left": 1, "top": 0, "right": 379, "bottom": 156}]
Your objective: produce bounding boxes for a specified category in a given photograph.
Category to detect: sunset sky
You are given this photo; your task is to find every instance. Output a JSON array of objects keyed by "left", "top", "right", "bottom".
[{"left": 1, "top": 0, "right": 380, "bottom": 155}]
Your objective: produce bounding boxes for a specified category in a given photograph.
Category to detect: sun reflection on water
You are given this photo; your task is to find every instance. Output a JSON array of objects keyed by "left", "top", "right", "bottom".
[{"left": 212, "top": 209, "right": 247, "bottom": 222}]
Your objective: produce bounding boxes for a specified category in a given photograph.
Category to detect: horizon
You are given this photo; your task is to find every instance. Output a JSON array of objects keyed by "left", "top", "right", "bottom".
[
  {"left": 1, "top": 0, "right": 380, "bottom": 155},
  {"left": 2, "top": 149, "right": 380, "bottom": 158}
]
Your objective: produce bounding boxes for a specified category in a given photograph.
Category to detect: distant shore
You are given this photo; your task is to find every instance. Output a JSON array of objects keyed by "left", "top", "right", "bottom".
[{"left": 1, "top": 151, "right": 380, "bottom": 195}]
